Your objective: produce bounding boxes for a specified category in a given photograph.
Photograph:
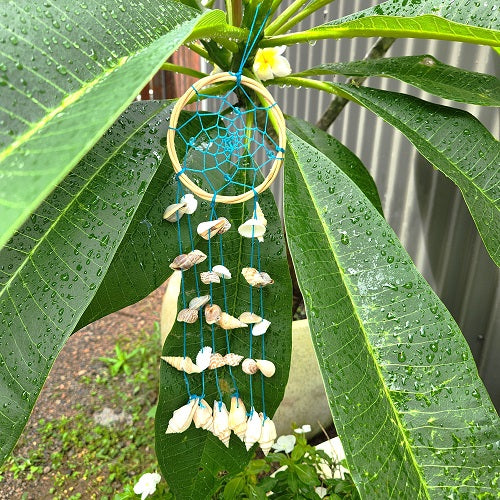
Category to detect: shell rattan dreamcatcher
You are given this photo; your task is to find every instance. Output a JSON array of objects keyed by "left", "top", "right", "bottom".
[{"left": 161, "top": 10, "right": 285, "bottom": 455}]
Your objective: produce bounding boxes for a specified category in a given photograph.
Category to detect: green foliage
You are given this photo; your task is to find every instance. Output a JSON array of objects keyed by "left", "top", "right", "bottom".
[{"left": 99, "top": 344, "right": 145, "bottom": 377}]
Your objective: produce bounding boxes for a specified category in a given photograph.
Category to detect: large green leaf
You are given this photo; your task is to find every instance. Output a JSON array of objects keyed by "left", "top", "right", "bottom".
[
  {"left": 0, "top": 100, "right": 172, "bottom": 463},
  {"left": 0, "top": 0, "right": 224, "bottom": 249},
  {"left": 327, "top": 83, "right": 500, "bottom": 268},
  {"left": 284, "top": 131, "right": 500, "bottom": 498},
  {"left": 285, "top": 116, "right": 383, "bottom": 216},
  {"left": 155, "top": 180, "right": 292, "bottom": 497},
  {"left": 294, "top": 56, "right": 500, "bottom": 106},
  {"left": 262, "top": 0, "right": 500, "bottom": 47}
]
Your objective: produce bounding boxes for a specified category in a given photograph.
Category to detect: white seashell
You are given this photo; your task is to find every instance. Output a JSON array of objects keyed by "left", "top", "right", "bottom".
[
  {"left": 189, "top": 295, "right": 211, "bottom": 310},
  {"left": 180, "top": 193, "right": 198, "bottom": 214},
  {"left": 200, "top": 271, "right": 220, "bottom": 284},
  {"left": 241, "top": 358, "right": 258, "bottom": 375},
  {"left": 244, "top": 410, "right": 263, "bottom": 451},
  {"left": 208, "top": 353, "right": 226, "bottom": 369},
  {"left": 163, "top": 202, "right": 188, "bottom": 222},
  {"left": 197, "top": 218, "right": 231, "bottom": 240},
  {"left": 238, "top": 312, "right": 262, "bottom": 324},
  {"left": 213, "top": 401, "right": 231, "bottom": 447},
  {"left": 223, "top": 353, "right": 244, "bottom": 367},
  {"left": 177, "top": 308, "right": 198, "bottom": 324},
  {"left": 251, "top": 319, "right": 271, "bottom": 337},
  {"left": 161, "top": 356, "right": 202, "bottom": 374},
  {"left": 204, "top": 304, "right": 222, "bottom": 325},
  {"left": 256, "top": 359, "right": 276, "bottom": 377},
  {"left": 241, "top": 267, "right": 274, "bottom": 287},
  {"left": 193, "top": 399, "right": 213, "bottom": 432},
  {"left": 258, "top": 416, "right": 277, "bottom": 456},
  {"left": 228, "top": 396, "right": 247, "bottom": 441},
  {"left": 160, "top": 270, "right": 182, "bottom": 345},
  {"left": 212, "top": 265, "right": 232, "bottom": 279},
  {"left": 218, "top": 312, "right": 248, "bottom": 330},
  {"left": 169, "top": 250, "right": 207, "bottom": 270},
  {"left": 195, "top": 346, "right": 212, "bottom": 371},
  {"left": 255, "top": 202, "right": 267, "bottom": 227},
  {"left": 166, "top": 399, "right": 197, "bottom": 433},
  {"left": 238, "top": 219, "right": 266, "bottom": 239}
]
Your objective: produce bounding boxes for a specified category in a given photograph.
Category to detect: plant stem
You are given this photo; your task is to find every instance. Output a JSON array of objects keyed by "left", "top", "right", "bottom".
[
  {"left": 231, "top": 0, "right": 242, "bottom": 27},
  {"left": 274, "top": 0, "right": 333, "bottom": 35},
  {"left": 185, "top": 42, "right": 210, "bottom": 60},
  {"left": 160, "top": 63, "right": 207, "bottom": 79},
  {"left": 316, "top": 37, "right": 395, "bottom": 130},
  {"left": 266, "top": 76, "right": 350, "bottom": 99},
  {"left": 265, "top": 0, "right": 309, "bottom": 35}
]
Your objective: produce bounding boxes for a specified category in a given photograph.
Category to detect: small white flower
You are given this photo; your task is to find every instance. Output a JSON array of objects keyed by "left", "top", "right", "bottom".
[
  {"left": 195, "top": 346, "right": 212, "bottom": 371},
  {"left": 271, "top": 434, "right": 296, "bottom": 453},
  {"left": 253, "top": 46, "right": 292, "bottom": 81},
  {"left": 133, "top": 472, "right": 161, "bottom": 500},
  {"left": 315, "top": 486, "right": 328, "bottom": 498},
  {"left": 294, "top": 424, "right": 312, "bottom": 434}
]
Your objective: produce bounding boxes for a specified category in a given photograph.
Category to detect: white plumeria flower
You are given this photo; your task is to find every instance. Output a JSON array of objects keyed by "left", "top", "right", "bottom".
[
  {"left": 133, "top": 472, "right": 161, "bottom": 500},
  {"left": 253, "top": 46, "right": 292, "bottom": 81},
  {"left": 315, "top": 486, "right": 328, "bottom": 498},
  {"left": 271, "top": 434, "right": 296, "bottom": 453},
  {"left": 294, "top": 424, "right": 312, "bottom": 434}
]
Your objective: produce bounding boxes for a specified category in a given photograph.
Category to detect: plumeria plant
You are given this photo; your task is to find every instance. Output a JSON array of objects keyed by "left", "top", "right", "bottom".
[{"left": 0, "top": 0, "right": 499, "bottom": 499}]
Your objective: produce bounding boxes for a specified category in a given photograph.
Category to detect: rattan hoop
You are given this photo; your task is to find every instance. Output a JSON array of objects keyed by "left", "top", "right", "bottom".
[{"left": 167, "top": 72, "right": 286, "bottom": 204}]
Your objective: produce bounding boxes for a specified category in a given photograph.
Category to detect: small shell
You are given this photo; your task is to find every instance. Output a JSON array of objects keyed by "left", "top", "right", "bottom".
[
  {"left": 241, "top": 267, "right": 274, "bottom": 287},
  {"left": 255, "top": 202, "right": 267, "bottom": 227},
  {"left": 208, "top": 353, "right": 226, "bottom": 369},
  {"left": 200, "top": 271, "right": 220, "bottom": 284},
  {"left": 204, "top": 304, "right": 222, "bottom": 325},
  {"left": 228, "top": 396, "right": 247, "bottom": 441},
  {"left": 256, "top": 359, "right": 276, "bottom": 377},
  {"left": 161, "top": 356, "right": 202, "bottom": 374},
  {"left": 169, "top": 250, "right": 207, "bottom": 271},
  {"left": 238, "top": 219, "right": 266, "bottom": 239},
  {"left": 193, "top": 399, "right": 213, "bottom": 432},
  {"left": 177, "top": 308, "right": 198, "bottom": 324},
  {"left": 258, "top": 416, "right": 277, "bottom": 456},
  {"left": 189, "top": 295, "right": 211, "bottom": 310},
  {"left": 195, "top": 346, "right": 212, "bottom": 371},
  {"left": 244, "top": 410, "right": 263, "bottom": 451},
  {"left": 160, "top": 270, "right": 182, "bottom": 345},
  {"left": 166, "top": 399, "right": 197, "bottom": 433},
  {"left": 163, "top": 202, "right": 188, "bottom": 222},
  {"left": 197, "top": 217, "right": 231, "bottom": 240},
  {"left": 213, "top": 401, "right": 231, "bottom": 447},
  {"left": 238, "top": 312, "right": 262, "bottom": 324},
  {"left": 241, "top": 358, "right": 258, "bottom": 375},
  {"left": 223, "top": 353, "right": 244, "bottom": 367},
  {"left": 212, "top": 265, "right": 232, "bottom": 279},
  {"left": 180, "top": 193, "right": 198, "bottom": 214},
  {"left": 251, "top": 319, "right": 271, "bottom": 337},
  {"left": 218, "top": 312, "right": 248, "bottom": 330}
]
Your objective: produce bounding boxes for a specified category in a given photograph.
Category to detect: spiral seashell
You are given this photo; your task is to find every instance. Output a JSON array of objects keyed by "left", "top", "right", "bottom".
[
  {"left": 241, "top": 358, "right": 258, "bottom": 375},
  {"left": 244, "top": 410, "right": 263, "bottom": 451},
  {"left": 163, "top": 202, "right": 188, "bottom": 222},
  {"left": 189, "top": 295, "right": 211, "bottom": 310},
  {"left": 200, "top": 271, "right": 220, "bottom": 284},
  {"left": 213, "top": 401, "right": 230, "bottom": 447},
  {"left": 212, "top": 265, "right": 231, "bottom": 279},
  {"left": 217, "top": 312, "right": 248, "bottom": 330},
  {"left": 255, "top": 202, "right": 267, "bottom": 227},
  {"left": 208, "top": 352, "right": 225, "bottom": 369},
  {"left": 197, "top": 217, "right": 231, "bottom": 240},
  {"left": 177, "top": 308, "right": 198, "bottom": 324},
  {"left": 204, "top": 304, "right": 222, "bottom": 325},
  {"left": 161, "top": 356, "right": 202, "bottom": 374},
  {"left": 256, "top": 359, "right": 276, "bottom": 378},
  {"left": 238, "top": 312, "right": 262, "bottom": 324},
  {"left": 241, "top": 267, "right": 274, "bottom": 287},
  {"left": 228, "top": 396, "right": 247, "bottom": 441},
  {"left": 193, "top": 399, "right": 214, "bottom": 432},
  {"left": 223, "top": 353, "right": 244, "bottom": 367},
  {"left": 195, "top": 346, "right": 212, "bottom": 371},
  {"left": 169, "top": 250, "right": 207, "bottom": 271},
  {"left": 165, "top": 399, "right": 197, "bottom": 433},
  {"left": 258, "top": 415, "right": 277, "bottom": 456},
  {"left": 251, "top": 319, "right": 271, "bottom": 337},
  {"left": 238, "top": 219, "right": 266, "bottom": 239},
  {"left": 180, "top": 193, "right": 198, "bottom": 214}
]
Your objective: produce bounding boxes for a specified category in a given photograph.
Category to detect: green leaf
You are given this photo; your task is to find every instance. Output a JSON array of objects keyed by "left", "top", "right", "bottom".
[
  {"left": 330, "top": 83, "right": 500, "bottom": 268},
  {"left": 155, "top": 172, "right": 292, "bottom": 497},
  {"left": 284, "top": 130, "right": 500, "bottom": 498},
  {"left": 262, "top": 0, "right": 500, "bottom": 47},
  {"left": 0, "top": 0, "right": 218, "bottom": 248},
  {"left": 0, "top": 100, "right": 172, "bottom": 464},
  {"left": 223, "top": 476, "right": 246, "bottom": 499},
  {"left": 285, "top": 117, "right": 383, "bottom": 216},
  {"left": 294, "top": 56, "right": 500, "bottom": 107}
]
